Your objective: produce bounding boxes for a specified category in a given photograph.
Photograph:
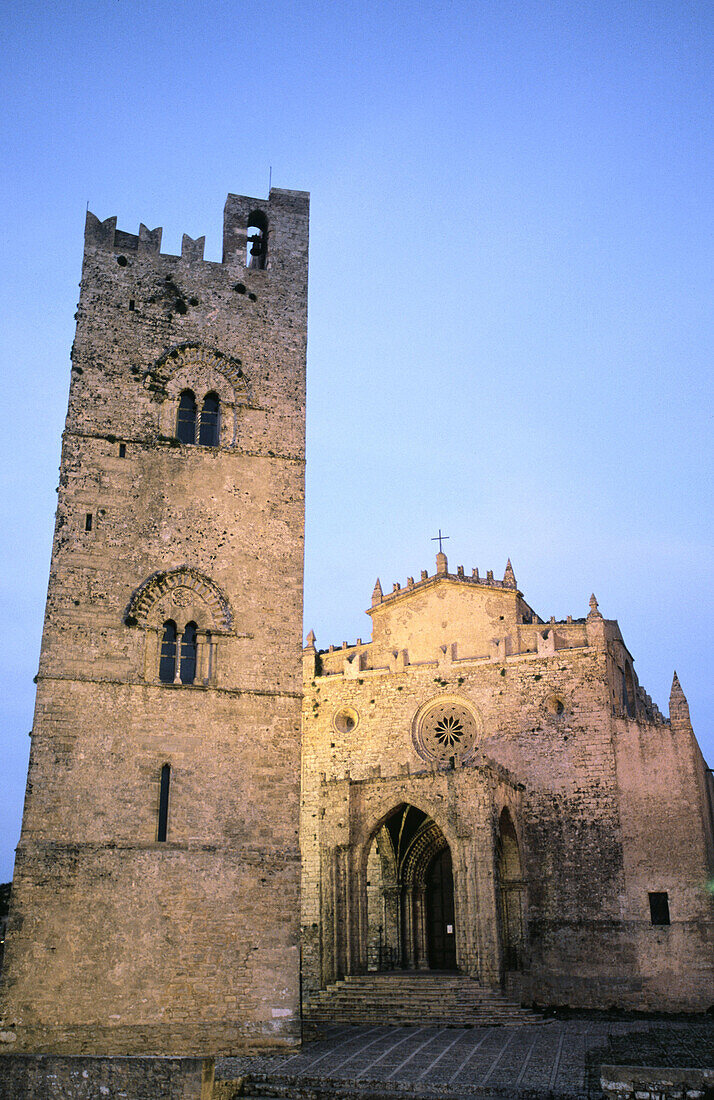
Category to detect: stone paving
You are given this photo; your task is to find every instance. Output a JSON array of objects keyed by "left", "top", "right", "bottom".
[{"left": 217, "top": 1018, "right": 714, "bottom": 1099}]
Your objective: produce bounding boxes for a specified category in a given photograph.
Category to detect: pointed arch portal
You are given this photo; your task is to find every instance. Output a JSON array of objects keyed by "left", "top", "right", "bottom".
[{"left": 365, "top": 804, "right": 457, "bottom": 972}]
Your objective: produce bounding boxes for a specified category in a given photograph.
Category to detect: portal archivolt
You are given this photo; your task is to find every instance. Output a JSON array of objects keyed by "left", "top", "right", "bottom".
[{"left": 365, "top": 804, "right": 457, "bottom": 971}]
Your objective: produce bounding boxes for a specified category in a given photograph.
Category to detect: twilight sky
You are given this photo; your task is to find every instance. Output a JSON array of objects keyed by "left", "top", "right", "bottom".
[{"left": 1, "top": 0, "right": 712, "bottom": 880}]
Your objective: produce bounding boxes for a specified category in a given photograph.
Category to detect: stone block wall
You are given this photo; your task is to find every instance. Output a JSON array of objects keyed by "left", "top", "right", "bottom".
[
  {"left": 0, "top": 190, "right": 308, "bottom": 1055},
  {"left": 0, "top": 1055, "right": 213, "bottom": 1100}
]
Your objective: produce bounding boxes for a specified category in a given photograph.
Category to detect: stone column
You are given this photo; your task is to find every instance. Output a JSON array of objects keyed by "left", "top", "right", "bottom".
[
  {"left": 403, "top": 886, "right": 416, "bottom": 969},
  {"left": 353, "top": 857, "right": 368, "bottom": 974},
  {"left": 196, "top": 630, "right": 208, "bottom": 684},
  {"left": 415, "top": 886, "right": 429, "bottom": 969}
]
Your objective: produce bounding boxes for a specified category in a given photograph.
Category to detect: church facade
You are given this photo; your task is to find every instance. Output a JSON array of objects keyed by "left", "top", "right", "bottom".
[
  {"left": 301, "top": 554, "right": 714, "bottom": 1012},
  {"left": 1, "top": 190, "right": 713, "bottom": 1060}
]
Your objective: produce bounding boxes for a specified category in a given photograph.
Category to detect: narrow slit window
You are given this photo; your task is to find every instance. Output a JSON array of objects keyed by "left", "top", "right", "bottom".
[
  {"left": 199, "top": 392, "right": 220, "bottom": 446},
  {"left": 176, "top": 390, "right": 197, "bottom": 444},
  {"left": 159, "top": 620, "right": 177, "bottom": 683},
  {"left": 85, "top": 513, "right": 93, "bottom": 532},
  {"left": 157, "top": 763, "right": 170, "bottom": 842},
  {"left": 128, "top": 299, "right": 135, "bottom": 311},
  {"left": 649, "top": 892, "right": 670, "bottom": 926},
  {"left": 118, "top": 443, "right": 126, "bottom": 458},
  {"left": 180, "top": 621, "right": 197, "bottom": 684}
]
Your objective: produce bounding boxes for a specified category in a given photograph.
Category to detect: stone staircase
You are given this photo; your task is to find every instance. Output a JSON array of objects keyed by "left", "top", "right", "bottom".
[{"left": 304, "top": 971, "right": 542, "bottom": 1027}]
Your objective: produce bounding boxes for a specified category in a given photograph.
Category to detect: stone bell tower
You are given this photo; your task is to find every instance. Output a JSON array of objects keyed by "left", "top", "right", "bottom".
[{"left": 0, "top": 189, "right": 309, "bottom": 1055}]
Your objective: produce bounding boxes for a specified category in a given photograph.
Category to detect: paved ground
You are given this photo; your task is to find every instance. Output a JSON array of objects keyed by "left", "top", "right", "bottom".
[{"left": 217, "top": 1018, "right": 714, "bottom": 1099}]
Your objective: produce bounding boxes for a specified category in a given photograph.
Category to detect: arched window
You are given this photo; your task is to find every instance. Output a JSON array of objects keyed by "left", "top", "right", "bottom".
[
  {"left": 157, "top": 763, "right": 171, "bottom": 842},
  {"left": 159, "top": 620, "right": 177, "bottom": 683},
  {"left": 246, "top": 211, "right": 268, "bottom": 269},
  {"left": 176, "top": 390, "right": 197, "bottom": 444},
  {"left": 623, "top": 665, "right": 636, "bottom": 718},
  {"left": 180, "top": 621, "right": 197, "bottom": 684},
  {"left": 199, "top": 392, "right": 220, "bottom": 446}
]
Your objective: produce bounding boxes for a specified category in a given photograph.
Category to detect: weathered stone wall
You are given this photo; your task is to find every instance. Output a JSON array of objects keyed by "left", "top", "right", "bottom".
[
  {"left": 301, "top": 556, "right": 714, "bottom": 1011},
  {"left": 613, "top": 713, "right": 714, "bottom": 1009},
  {"left": 0, "top": 189, "right": 308, "bottom": 1054},
  {"left": 600, "top": 1063, "right": 714, "bottom": 1100},
  {"left": 0, "top": 1055, "right": 213, "bottom": 1100}
]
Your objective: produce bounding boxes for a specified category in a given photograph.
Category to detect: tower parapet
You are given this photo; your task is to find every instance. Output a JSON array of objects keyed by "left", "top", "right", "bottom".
[{"left": 83, "top": 187, "right": 309, "bottom": 272}]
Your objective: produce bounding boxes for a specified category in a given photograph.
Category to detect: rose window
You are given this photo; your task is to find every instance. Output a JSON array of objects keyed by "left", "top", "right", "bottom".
[
  {"left": 412, "top": 696, "right": 481, "bottom": 764},
  {"left": 433, "top": 714, "right": 464, "bottom": 748}
]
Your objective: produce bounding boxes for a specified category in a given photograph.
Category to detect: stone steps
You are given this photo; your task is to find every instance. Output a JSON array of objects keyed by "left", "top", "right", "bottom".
[{"left": 304, "top": 972, "right": 541, "bottom": 1027}]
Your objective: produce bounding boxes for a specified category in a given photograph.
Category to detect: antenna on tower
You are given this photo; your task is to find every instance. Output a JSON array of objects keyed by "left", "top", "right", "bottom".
[{"left": 268, "top": 165, "right": 272, "bottom": 193}]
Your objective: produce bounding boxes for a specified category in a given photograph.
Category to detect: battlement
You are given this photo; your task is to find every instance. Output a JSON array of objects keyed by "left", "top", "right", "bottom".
[
  {"left": 369, "top": 553, "right": 540, "bottom": 617},
  {"left": 84, "top": 187, "right": 309, "bottom": 269}
]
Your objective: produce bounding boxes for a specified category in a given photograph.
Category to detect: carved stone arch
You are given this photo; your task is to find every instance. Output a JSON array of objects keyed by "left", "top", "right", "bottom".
[
  {"left": 148, "top": 343, "right": 252, "bottom": 447},
  {"left": 496, "top": 806, "right": 523, "bottom": 880},
  {"left": 359, "top": 798, "right": 455, "bottom": 873},
  {"left": 125, "top": 567, "right": 233, "bottom": 634},
  {"left": 359, "top": 802, "right": 460, "bottom": 973},
  {"left": 401, "top": 819, "right": 448, "bottom": 887},
  {"left": 153, "top": 343, "right": 251, "bottom": 398}
]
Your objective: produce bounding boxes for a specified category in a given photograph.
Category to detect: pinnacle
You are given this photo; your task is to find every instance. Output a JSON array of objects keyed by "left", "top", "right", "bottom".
[
  {"left": 371, "top": 578, "right": 383, "bottom": 606},
  {"left": 587, "top": 593, "right": 602, "bottom": 619},
  {"left": 669, "top": 671, "right": 691, "bottom": 728},
  {"left": 305, "top": 629, "right": 316, "bottom": 648},
  {"left": 503, "top": 559, "right": 517, "bottom": 587}
]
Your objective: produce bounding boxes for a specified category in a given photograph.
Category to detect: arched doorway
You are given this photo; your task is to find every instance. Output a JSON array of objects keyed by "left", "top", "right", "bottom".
[
  {"left": 497, "top": 808, "right": 526, "bottom": 972},
  {"left": 425, "top": 847, "right": 457, "bottom": 969},
  {"left": 365, "top": 804, "right": 457, "bottom": 972}
]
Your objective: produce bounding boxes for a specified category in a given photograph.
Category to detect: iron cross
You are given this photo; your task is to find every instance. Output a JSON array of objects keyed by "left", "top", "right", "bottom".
[{"left": 431, "top": 529, "right": 450, "bottom": 553}]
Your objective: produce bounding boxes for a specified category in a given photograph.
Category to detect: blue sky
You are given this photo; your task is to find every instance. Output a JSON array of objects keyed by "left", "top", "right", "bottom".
[{"left": 1, "top": 0, "right": 712, "bottom": 880}]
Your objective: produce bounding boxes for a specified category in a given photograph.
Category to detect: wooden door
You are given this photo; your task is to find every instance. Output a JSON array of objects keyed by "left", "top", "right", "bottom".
[{"left": 425, "top": 848, "right": 456, "bottom": 970}]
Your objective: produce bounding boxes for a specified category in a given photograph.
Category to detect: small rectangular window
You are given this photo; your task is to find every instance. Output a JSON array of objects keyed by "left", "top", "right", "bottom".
[
  {"left": 118, "top": 443, "right": 126, "bottom": 458},
  {"left": 649, "top": 891, "right": 670, "bottom": 925},
  {"left": 157, "top": 763, "right": 171, "bottom": 842},
  {"left": 85, "top": 513, "right": 93, "bottom": 532}
]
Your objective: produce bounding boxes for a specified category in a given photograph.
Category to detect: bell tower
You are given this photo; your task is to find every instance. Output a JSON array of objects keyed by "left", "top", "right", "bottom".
[{"left": 0, "top": 189, "right": 309, "bottom": 1055}]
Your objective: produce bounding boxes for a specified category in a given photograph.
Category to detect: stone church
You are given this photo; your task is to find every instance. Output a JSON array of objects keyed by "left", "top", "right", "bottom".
[{"left": 0, "top": 189, "right": 712, "bottom": 1059}]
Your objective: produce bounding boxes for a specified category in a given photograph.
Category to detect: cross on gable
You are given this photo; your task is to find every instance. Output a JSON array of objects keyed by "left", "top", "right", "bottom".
[{"left": 431, "top": 529, "right": 450, "bottom": 554}]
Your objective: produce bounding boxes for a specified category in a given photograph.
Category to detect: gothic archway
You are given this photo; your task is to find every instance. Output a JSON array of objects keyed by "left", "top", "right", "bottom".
[
  {"left": 497, "top": 807, "right": 526, "bottom": 972},
  {"left": 364, "top": 804, "right": 457, "bottom": 972}
]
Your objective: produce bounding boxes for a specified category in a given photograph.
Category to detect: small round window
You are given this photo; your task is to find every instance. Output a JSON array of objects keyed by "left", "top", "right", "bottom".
[{"left": 333, "top": 707, "right": 359, "bottom": 735}]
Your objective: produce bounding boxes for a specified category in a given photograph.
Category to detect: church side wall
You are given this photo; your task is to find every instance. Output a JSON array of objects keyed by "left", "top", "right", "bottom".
[{"left": 613, "top": 718, "right": 714, "bottom": 1010}]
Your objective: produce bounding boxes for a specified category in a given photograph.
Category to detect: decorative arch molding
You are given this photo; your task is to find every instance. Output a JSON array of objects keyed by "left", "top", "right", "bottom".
[
  {"left": 401, "top": 819, "right": 448, "bottom": 887},
  {"left": 359, "top": 798, "right": 456, "bottom": 866},
  {"left": 149, "top": 343, "right": 252, "bottom": 448},
  {"left": 125, "top": 567, "right": 233, "bottom": 634},
  {"left": 151, "top": 342, "right": 251, "bottom": 401}
]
